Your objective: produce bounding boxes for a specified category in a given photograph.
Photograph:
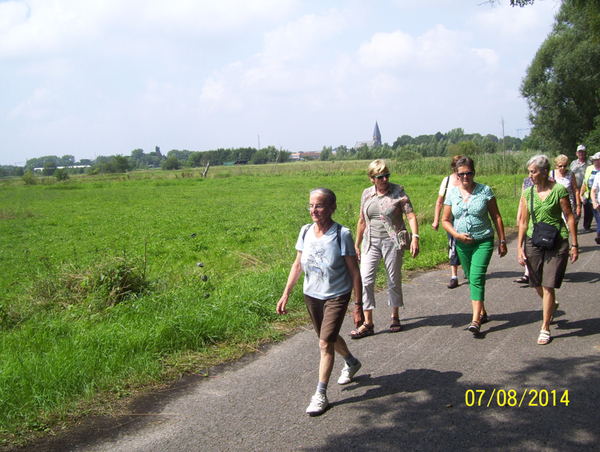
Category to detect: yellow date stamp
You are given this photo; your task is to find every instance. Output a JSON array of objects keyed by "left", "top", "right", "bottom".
[{"left": 465, "top": 389, "right": 569, "bottom": 407}]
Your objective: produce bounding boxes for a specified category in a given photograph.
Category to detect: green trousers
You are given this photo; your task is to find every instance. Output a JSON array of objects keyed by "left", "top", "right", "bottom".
[{"left": 455, "top": 237, "right": 494, "bottom": 302}]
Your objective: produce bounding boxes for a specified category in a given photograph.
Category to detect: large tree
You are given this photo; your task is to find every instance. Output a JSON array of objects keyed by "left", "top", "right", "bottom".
[{"left": 520, "top": 1, "right": 600, "bottom": 153}]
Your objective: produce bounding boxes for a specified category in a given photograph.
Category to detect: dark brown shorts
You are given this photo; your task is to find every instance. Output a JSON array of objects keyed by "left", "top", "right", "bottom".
[
  {"left": 525, "top": 236, "right": 570, "bottom": 288},
  {"left": 304, "top": 292, "right": 351, "bottom": 343}
]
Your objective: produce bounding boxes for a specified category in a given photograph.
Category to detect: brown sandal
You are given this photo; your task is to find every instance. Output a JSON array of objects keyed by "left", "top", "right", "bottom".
[
  {"left": 390, "top": 317, "right": 402, "bottom": 333},
  {"left": 350, "top": 323, "right": 374, "bottom": 339}
]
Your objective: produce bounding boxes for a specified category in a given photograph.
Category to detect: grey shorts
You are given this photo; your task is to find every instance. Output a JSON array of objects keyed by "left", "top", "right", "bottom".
[{"left": 525, "top": 236, "right": 569, "bottom": 288}]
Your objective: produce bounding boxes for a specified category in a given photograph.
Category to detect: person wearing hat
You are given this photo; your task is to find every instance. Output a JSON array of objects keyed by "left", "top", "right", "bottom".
[
  {"left": 571, "top": 145, "right": 593, "bottom": 231},
  {"left": 580, "top": 152, "right": 600, "bottom": 242}
]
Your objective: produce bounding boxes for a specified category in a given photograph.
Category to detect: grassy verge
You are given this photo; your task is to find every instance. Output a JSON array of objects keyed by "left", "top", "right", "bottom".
[{"left": 0, "top": 159, "right": 526, "bottom": 446}]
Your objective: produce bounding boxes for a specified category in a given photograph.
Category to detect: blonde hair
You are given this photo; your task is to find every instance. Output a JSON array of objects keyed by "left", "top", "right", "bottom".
[
  {"left": 555, "top": 154, "right": 569, "bottom": 166},
  {"left": 367, "top": 159, "right": 389, "bottom": 178}
]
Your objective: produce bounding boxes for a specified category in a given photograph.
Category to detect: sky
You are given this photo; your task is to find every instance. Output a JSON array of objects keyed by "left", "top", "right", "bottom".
[{"left": 0, "top": 0, "right": 562, "bottom": 166}]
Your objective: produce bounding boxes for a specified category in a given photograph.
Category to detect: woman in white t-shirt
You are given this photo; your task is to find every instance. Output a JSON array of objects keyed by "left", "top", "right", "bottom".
[
  {"left": 277, "top": 188, "right": 363, "bottom": 416},
  {"left": 432, "top": 155, "right": 462, "bottom": 288}
]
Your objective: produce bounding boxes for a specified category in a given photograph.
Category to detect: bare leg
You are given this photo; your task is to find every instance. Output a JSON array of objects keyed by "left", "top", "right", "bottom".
[
  {"left": 472, "top": 300, "right": 484, "bottom": 323},
  {"left": 451, "top": 264, "right": 458, "bottom": 278},
  {"left": 364, "top": 309, "right": 374, "bottom": 326},
  {"left": 539, "top": 286, "right": 556, "bottom": 332},
  {"left": 318, "top": 340, "right": 336, "bottom": 384}
]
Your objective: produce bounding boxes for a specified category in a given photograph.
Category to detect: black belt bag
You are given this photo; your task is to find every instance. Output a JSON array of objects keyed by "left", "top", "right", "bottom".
[{"left": 530, "top": 186, "right": 561, "bottom": 249}]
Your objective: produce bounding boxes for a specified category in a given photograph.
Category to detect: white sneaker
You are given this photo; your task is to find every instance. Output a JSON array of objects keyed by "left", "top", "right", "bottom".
[
  {"left": 337, "top": 359, "right": 362, "bottom": 385},
  {"left": 306, "top": 392, "right": 329, "bottom": 416}
]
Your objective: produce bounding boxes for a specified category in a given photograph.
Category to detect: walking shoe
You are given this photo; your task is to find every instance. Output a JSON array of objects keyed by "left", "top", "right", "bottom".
[
  {"left": 306, "top": 392, "right": 329, "bottom": 416},
  {"left": 337, "top": 359, "right": 362, "bottom": 385},
  {"left": 447, "top": 278, "right": 458, "bottom": 289},
  {"left": 468, "top": 320, "right": 481, "bottom": 335},
  {"left": 595, "top": 234, "right": 600, "bottom": 245}
]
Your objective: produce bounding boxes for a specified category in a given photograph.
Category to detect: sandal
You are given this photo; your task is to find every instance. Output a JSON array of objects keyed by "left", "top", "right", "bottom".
[
  {"left": 350, "top": 323, "right": 374, "bottom": 339},
  {"left": 390, "top": 317, "right": 402, "bottom": 333},
  {"left": 514, "top": 275, "right": 529, "bottom": 284},
  {"left": 479, "top": 312, "right": 488, "bottom": 324},
  {"left": 537, "top": 329, "right": 551, "bottom": 345},
  {"left": 468, "top": 320, "right": 481, "bottom": 335}
]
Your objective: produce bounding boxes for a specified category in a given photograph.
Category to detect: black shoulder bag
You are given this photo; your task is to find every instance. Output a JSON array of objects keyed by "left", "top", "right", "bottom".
[{"left": 530, "top": 186, "right": 560, "bottom": 249}]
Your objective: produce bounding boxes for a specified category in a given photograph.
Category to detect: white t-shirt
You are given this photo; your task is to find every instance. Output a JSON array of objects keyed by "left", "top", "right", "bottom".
[
  {"left": 592, "top": 176, "right": 600, "bottom": 204},
  {"left": 296, "top": 222, "right": 356, "bottom": 299}
]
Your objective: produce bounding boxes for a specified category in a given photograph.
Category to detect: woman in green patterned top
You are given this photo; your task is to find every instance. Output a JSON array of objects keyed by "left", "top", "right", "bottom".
[
  {"left": 442, "top": 156, "right": 507, "bottom": 337},
  {"left": 517, "top": 155, "right": 578, "bottom": 346}
]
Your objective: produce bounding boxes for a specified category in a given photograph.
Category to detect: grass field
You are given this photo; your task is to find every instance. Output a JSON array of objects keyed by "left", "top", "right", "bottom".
[{"left": 0, "top": 159, "right": 526, "bottom": 445}]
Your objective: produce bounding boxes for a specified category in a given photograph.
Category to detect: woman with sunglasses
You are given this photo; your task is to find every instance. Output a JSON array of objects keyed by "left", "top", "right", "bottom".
[
  {"left": 551, "top": 155, "right": 581, "bottom": 228},
  {"left": 351, "top": 159, "right": 419, "bottom": 338},
  {"left": 442, "top": 156, "right": 507, "bottom": 336}
]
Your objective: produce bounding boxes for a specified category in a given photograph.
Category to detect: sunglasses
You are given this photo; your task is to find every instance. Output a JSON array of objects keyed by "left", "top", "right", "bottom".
[
  {"left": 457, "top": 171, "right": 474, "bottom": 177},
  {"left": 374, "top": 173, "right": 390, "bottom": 180}
]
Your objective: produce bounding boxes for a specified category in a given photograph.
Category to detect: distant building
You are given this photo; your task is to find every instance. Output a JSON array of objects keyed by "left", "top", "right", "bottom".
[
  {"left": 354, "top": 121, "right": 382, "bottom": 150},
  {"left": 291, "top": 151, "right": 321, "bottom": 160}
]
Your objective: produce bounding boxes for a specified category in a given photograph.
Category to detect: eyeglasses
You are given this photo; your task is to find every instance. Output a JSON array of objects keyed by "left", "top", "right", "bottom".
[
  {"left": 374, "top": 173, "right": 390, "bottom": 180},
  {"left": 457, "top": 171, "right": 474, "bottom": 177},
  {"left": 557, "top": 165, "right": 567, "bottom": 168},
  {"left": 307, "top": 204, "right": 325, "bottom": 211}
]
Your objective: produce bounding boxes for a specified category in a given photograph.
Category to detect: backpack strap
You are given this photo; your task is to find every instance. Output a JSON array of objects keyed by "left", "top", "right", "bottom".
[{"left": 301, "top": 223, "right": 343, "bottom": 250}]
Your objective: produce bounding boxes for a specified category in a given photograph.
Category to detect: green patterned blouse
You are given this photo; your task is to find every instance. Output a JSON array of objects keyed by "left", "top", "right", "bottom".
[{"left": 523, "top": 183, "right": 569, "bottom": 239}]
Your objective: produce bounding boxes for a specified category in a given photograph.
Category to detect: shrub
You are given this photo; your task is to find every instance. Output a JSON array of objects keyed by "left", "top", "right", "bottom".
[
  {"left": 22, "top": 170, "right": 37, "bottom": 185},
  {"left": 161, "top": 156, "right": 182, "bottom": 170},
  {"left": 54, "top": 169, "right": 69, "bottom": 181}
]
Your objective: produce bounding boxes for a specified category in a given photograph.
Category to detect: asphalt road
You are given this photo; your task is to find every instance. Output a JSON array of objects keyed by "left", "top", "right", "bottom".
[{"left": 27, "top": 228, "right": 600, "bottom": 452}]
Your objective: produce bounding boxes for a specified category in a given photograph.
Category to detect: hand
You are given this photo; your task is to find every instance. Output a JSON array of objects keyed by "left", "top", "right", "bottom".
[
  {"left": 457, "top": 233, "right": 473, "bottom": 244},
  {"left": 276, "top": 295, "right": 289, "bottom": 315},
  {"left": 517, "top": 247, "right": 527, "bottom": 267},
  {"left": 593, "top": 202, "right": 599, "bottom": 211},
  {"left": 354, "top": 245, "right": 361, "bottom": 263},
  {"left": 432, "top": 221, "right": 439, "bottom": 231},
  {"left": 570, "top": 247, "right": 579, "bottom": 264},
  {"left": 353, "top": 303, "right": 365, "bottom": 329},
  {"left": 410, "top": 236, "right": 420, "bottom": 258},
  {"left": 498, "top": 242, "right": 507, "bottom": 257}
]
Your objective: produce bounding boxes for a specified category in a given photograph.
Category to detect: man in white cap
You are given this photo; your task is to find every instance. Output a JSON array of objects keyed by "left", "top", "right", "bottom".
[{"left": 571, "top": 144, "right": 593, "bottom": 231}]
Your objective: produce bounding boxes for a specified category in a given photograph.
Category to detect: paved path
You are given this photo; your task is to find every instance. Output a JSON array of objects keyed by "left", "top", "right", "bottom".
[{"left": 33, "top": 229, "right": 600, "bottom": 452}]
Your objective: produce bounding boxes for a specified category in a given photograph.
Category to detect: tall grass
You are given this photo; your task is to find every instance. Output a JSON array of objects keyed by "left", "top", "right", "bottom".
[{"left": 0, "top": 159, "right": 526, "bottom": 443}]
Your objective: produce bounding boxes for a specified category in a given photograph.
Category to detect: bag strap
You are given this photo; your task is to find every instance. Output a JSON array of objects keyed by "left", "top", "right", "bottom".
[
  {"left": 443, "top": 175, "right": 450, "bottom": 198},
  {"left": 530, "top": 185, "right": 562, "bottom": 232},
  {"left": 530, "top": 185, "right": 536, "bottom": 224}
]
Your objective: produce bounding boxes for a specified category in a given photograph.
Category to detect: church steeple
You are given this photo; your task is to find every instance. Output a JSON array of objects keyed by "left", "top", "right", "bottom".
[{"left": 373, "top": 121, "right": 381, "bottom": 146}]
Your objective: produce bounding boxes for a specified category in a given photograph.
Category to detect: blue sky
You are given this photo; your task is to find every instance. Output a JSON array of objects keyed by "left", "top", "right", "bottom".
[{"left": 0, "top": 0, "right": 560, "bottom": 165}]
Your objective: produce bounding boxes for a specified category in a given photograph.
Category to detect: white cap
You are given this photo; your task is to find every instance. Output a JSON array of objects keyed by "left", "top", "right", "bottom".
[
  {"left": 577, "top": 145, "right": 586, "bottom": 152},
  {"left": 592, "top": 152, "right": 600, "bottom": 160}
]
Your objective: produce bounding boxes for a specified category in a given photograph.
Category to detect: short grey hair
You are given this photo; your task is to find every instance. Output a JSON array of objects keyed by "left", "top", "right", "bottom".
[
  {"left": 527, "top": 155, "right": 551, "bottom": 175},
  {"left": 310, "top": 188, "right": 337, "bottom": 206}
]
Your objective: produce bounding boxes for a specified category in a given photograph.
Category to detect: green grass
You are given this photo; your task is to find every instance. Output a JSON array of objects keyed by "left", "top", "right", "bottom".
[{"left": 0, "top": 160, "right": 525, "bottom": 444}]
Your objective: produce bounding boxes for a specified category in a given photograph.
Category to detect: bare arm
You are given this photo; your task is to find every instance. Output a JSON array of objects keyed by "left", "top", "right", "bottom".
[
  {"left": 345, "top": 254, "right": 364, "bottom": 328},
  {"left": 517, "top": 196, "right": 529, "bottom": 266},
  {"left": 406, "top": 211, "right": 420, "bottom": 258},
  {"left": 432, "top": 194, "right": 445, "bottom": 230},
  {"left": 592, "top": 186, "right": 599, "bottom": 210},
  {"left": 560, "top": 197, "right": 578, "bottom": 264},
  {"left": 572, "top": 172, "right": 582, "bottom": 215},
  {"left": 276, "top": 251, "right": 303, "bottom": 315},
  {"left": 487, "top": 197, "right": 507, "bottom": 257},
  {"left": 442, "top": 204, "right": 473, "bottom": 244},
  {"left": 355, "top": 218, "right": 366, "bottom": 262}
]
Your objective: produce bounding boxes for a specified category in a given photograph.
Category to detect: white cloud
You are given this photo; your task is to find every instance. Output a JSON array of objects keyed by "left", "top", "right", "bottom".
[{"left": 8, "top": 87, "right": 57, "bottom": 120}]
